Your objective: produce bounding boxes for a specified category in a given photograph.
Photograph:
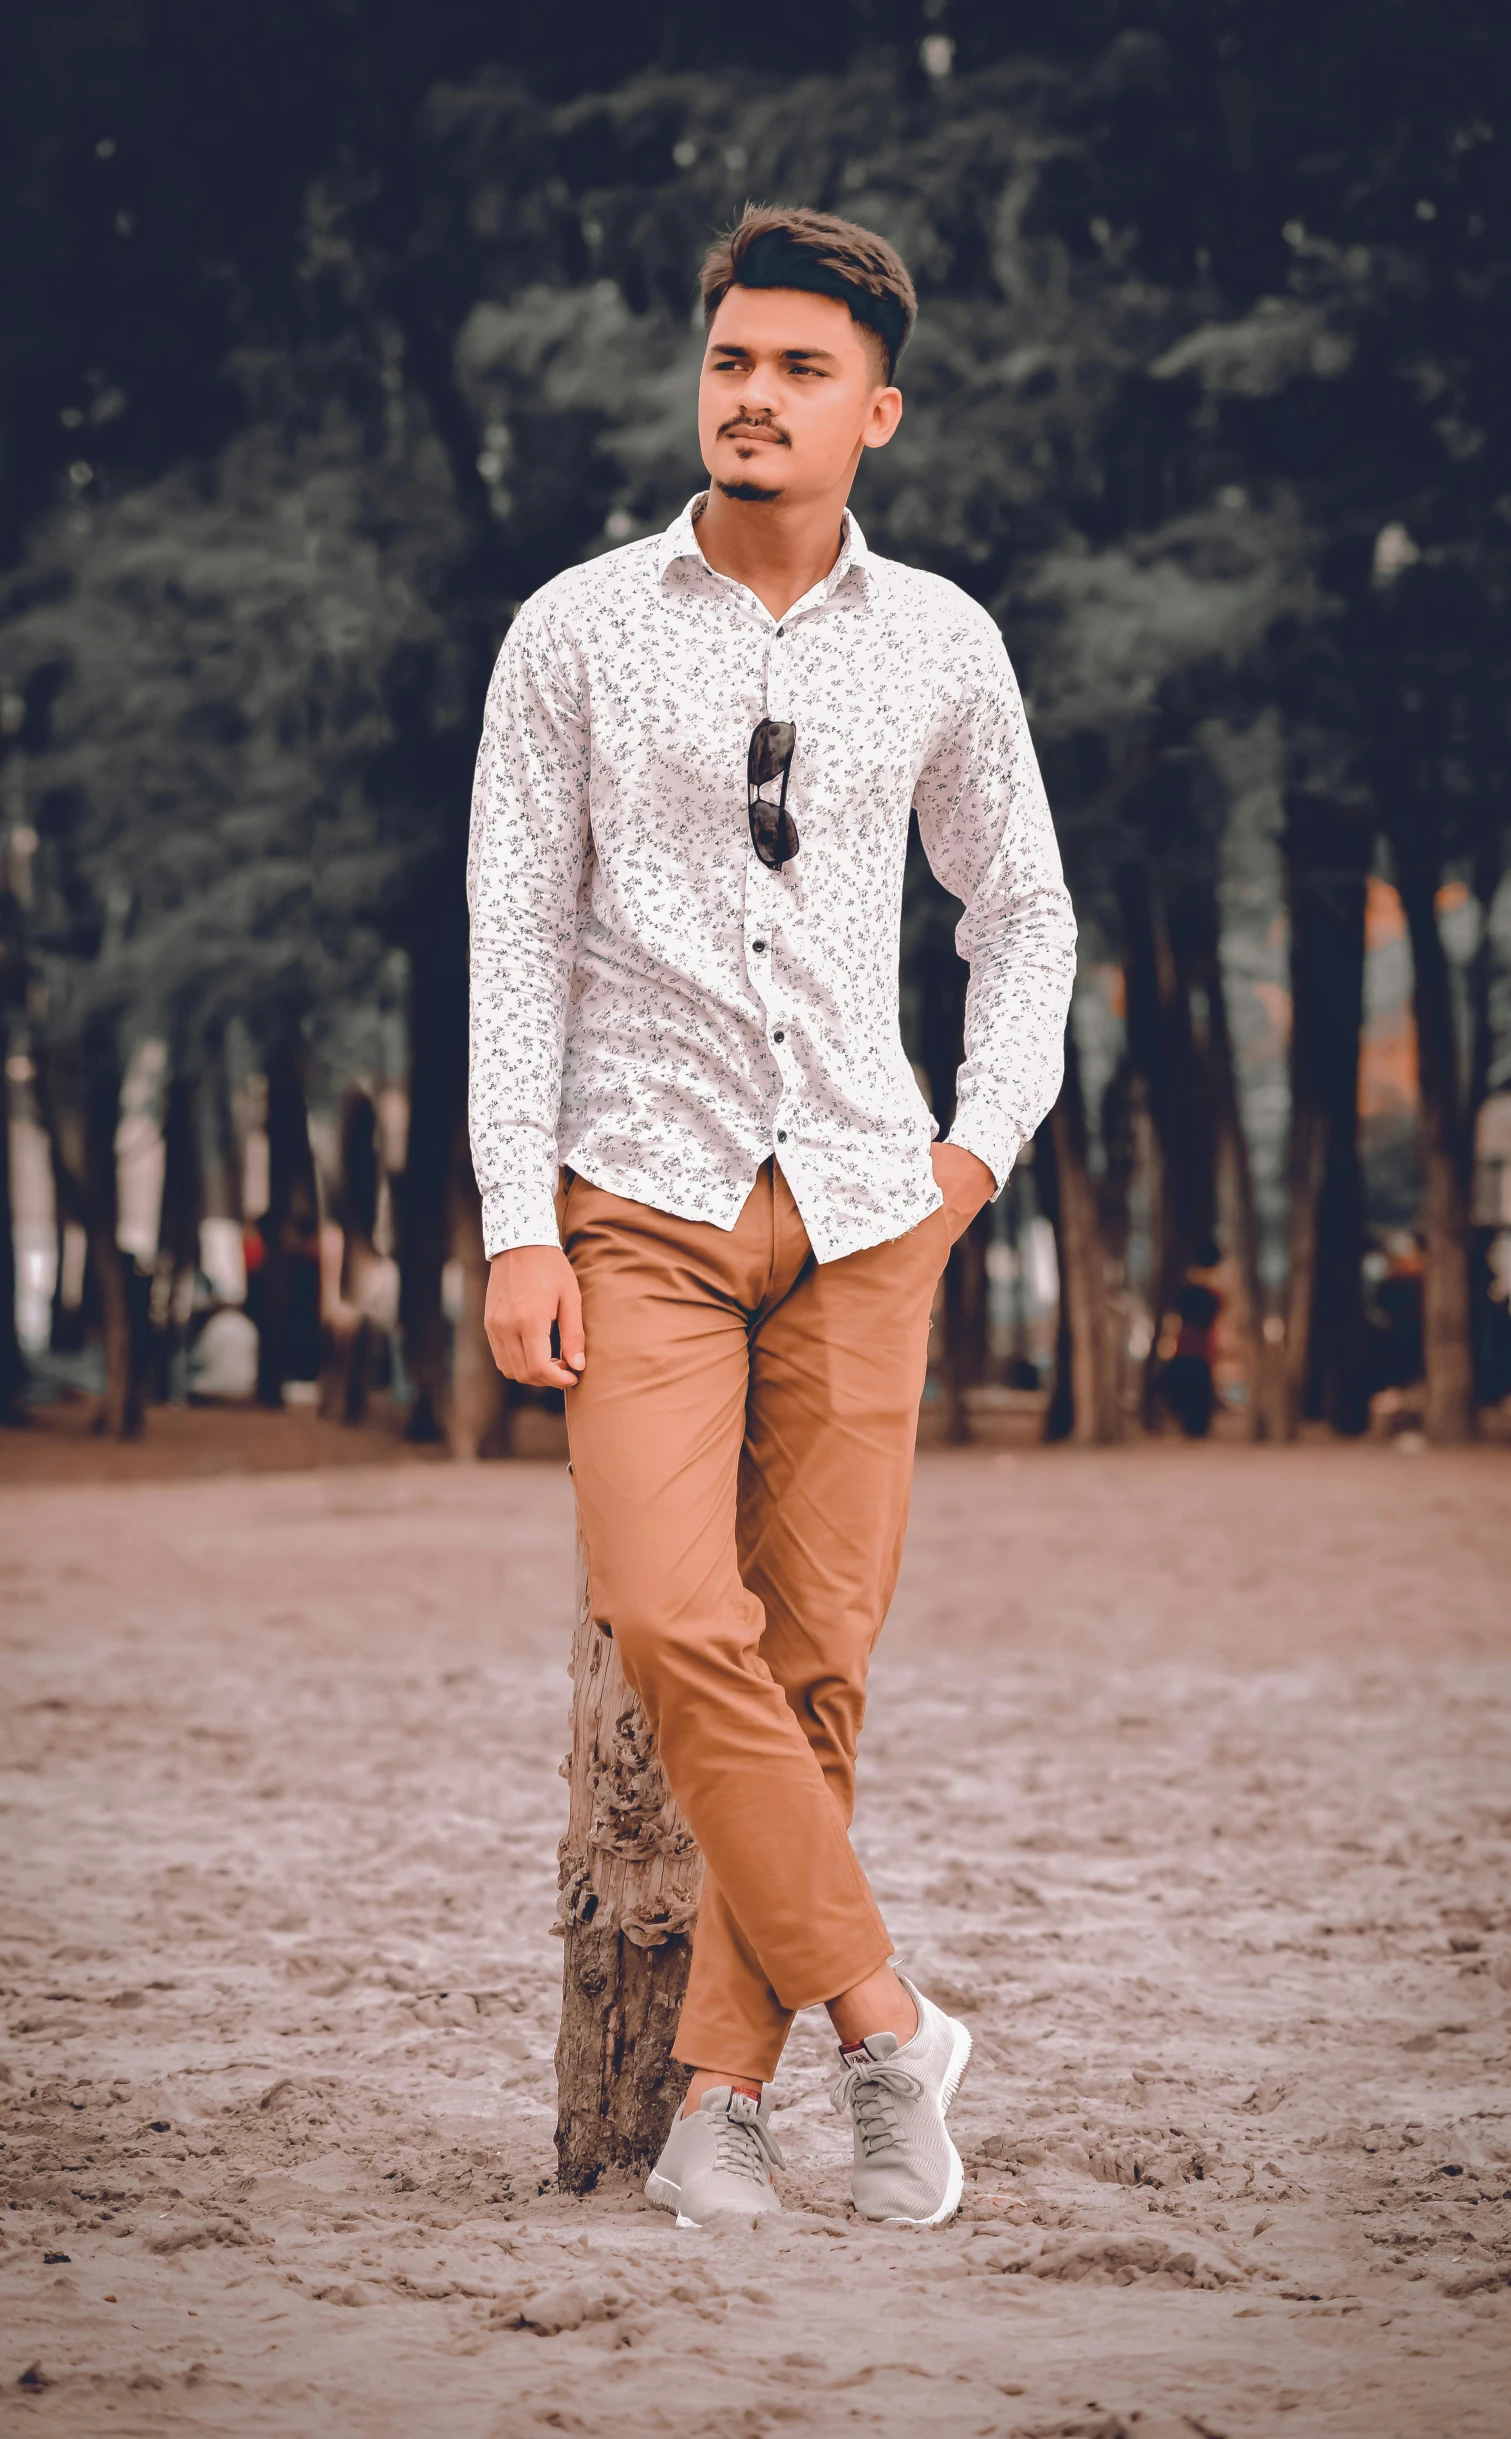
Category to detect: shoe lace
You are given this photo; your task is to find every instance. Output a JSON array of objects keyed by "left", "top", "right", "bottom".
[
  {"left": 830, "top": 2058, "right": 923, "bottom": 2160},
  {"left": 713, "top": 2095, "right": 785, "bottom": 2184}
]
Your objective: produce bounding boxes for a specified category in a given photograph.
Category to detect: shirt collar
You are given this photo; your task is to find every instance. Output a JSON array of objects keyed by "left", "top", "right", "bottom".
[{"left": 657, "top": 493, "right": 871, "bottom": 602}]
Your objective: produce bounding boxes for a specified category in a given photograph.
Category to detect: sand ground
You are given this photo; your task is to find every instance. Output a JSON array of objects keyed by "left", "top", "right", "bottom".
[{"left": 1, "top": 1439, "right": 1508, "bottom": 2439}]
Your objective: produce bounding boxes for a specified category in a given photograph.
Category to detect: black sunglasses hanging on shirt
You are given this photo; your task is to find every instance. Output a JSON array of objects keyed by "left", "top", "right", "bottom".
[{"left": 747, "top": 719, "right": 799, "bottom": 871}]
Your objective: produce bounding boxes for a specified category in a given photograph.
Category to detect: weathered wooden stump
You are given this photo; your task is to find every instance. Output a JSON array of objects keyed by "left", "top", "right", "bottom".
[{"left": 553, "top": 1537, "right": 702, "bottom": 2193}]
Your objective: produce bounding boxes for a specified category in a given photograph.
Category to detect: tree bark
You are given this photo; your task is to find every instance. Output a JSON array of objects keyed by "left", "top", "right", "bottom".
[
  {"left": 910, "top": 870, "right": 988, "bottom": 1440},
  {"left": 1045, "top": 1025, "right": 1122, "bottom": 1445},
  {"left": 80, "top": 1017, "right": 144, "bottom": 1440},
  {"left": 32, "top": 1038, "right": 88, "bottom": 1354},
  {"left": 0, "top": 1042, "right": 25, "bottom": 1424},
  {"left": 555, "top": 1539, "right": 702, "bottom": 2193},
  {"left": 329, "top": 1087, "right": 381, "bottom": 1425},
  {"left": 1465, "top": 834, "right": 1505, "bottom": 1406},
  {"left": 1396, "top": 851, "right": 1476, "bottom": 1444},
  {"left": 1034, "top": 1110, "right": 1074, "bottom": 1442},
  {"left": 1115, "top": 861, "right": 1171, "bottom": 1430},
  {"left": 398, "top": 910, "right": 468, "bottom": 1443},
  {"left": 1192, "top": 883, "right": 1268, "bottom": 1438},
  {"left": 0, "top": 870, "right": 25, "bottom": 1422},
  {"left": 256, "top": 1033, "right": 320, "bottom": 1408},
  {"left": 147, "top": 1060, "right": 201, "bottom": 1402},
  {"left": 446, "top": 1118, "right": 510, "bottom": 1460},
  {"left": 199, "top": 1025, "right": 242, "bottom": 1228},
  {"left": 1281, "top": 801, "right": 1370, "bottom": 1438},
  {"left": 939, "top": 1208, "right": 989, "bottom": 1444}
]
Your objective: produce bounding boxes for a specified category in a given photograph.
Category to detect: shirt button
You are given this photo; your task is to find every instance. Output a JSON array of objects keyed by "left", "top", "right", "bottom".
[
  {"left": 752, "top": 939, "right": 767, "bottom": 953},
  {"left": 776, "top": 1129, "right": 788, "bottom": 1143},
  {"left": 773, "top": 1029, "right": 785, "bottom": 1043}
]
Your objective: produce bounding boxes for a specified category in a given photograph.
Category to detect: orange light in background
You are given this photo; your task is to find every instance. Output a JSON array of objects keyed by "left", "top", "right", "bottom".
[{"left": 1359, "top": 877, "right": 1418, "bottom": 1119}]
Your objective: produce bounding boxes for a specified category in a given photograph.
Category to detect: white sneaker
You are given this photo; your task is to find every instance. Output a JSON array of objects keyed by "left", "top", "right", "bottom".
[
  {"left": 645, "top": 2088, "right": 785, "bottom": 2228},
  {"left": 831, "top": 1973, "right": 972, "bottom": 2226}
]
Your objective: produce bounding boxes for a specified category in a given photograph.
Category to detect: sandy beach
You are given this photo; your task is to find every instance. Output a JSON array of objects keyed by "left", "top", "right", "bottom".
[{"left": 2, "top": 1439, "right": 1508, "bottom": 2438}]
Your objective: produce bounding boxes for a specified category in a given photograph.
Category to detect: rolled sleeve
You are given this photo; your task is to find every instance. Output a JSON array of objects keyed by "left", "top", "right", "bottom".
[
  {"left": 912, "top": 612, "right": 1077, "bottom": 1193},
  {"left": 466, "top": 595, "right": 591, "bottom": 1258}
]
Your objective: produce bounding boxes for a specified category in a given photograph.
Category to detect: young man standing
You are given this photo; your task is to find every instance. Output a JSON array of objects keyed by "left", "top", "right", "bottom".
[{"left": 469, "top": 206, "right": 1076, "bottom": 2228}]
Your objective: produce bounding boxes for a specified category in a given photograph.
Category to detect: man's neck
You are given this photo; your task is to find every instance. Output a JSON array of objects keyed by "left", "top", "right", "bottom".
[{"left": 694, "top": 486, "right": 852, "bottom": 623}]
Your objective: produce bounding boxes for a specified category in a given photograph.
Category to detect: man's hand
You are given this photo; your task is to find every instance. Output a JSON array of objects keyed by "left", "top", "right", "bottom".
[
  {"left": 931, "top": 1142, "right": 995, "bottom": 1245},
  {"left": 485, "top": 1246, "right": 585, "bottom": 1389}
]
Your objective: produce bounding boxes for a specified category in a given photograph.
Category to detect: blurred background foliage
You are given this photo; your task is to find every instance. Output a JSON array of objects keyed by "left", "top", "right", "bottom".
[{"left": 0, "top": 0, "right": 1507, "bottom": 1450}]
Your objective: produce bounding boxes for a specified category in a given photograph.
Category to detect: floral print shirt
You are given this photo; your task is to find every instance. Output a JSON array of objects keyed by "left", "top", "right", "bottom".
[{"left": 467, "top": 495, "right": 1076, "bottom": 1264}]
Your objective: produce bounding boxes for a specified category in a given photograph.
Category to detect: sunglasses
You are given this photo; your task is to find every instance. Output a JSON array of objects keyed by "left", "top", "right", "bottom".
[{"left": 748, "top": 719, "right": 799, "bottom": 871}]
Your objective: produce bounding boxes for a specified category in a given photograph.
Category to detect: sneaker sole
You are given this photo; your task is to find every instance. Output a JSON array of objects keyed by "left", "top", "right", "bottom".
[
  {"left": 645, "top": 2170, "right": 698, "bottom": 2228},
  {"left": 871, "top": 2016, "right": 974, "bottom": 2230},
  {"left": 645, "top": 2169, "right": 777, "bottom": 2230}
]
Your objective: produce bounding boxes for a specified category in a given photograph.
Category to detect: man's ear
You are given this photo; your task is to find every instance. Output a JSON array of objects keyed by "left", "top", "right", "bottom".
[{"left": 862, "top": 388, "right": 904, "bottom": 451}]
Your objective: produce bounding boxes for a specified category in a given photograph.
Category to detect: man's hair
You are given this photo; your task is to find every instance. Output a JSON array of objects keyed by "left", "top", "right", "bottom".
[{"left": 699, "top": 205, "right": 918, "bottom": 383}]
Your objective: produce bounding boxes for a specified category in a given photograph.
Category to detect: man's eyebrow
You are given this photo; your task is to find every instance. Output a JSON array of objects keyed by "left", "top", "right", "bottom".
[{"left": 707, "top": 342, "right": 841, "bottom": 365}]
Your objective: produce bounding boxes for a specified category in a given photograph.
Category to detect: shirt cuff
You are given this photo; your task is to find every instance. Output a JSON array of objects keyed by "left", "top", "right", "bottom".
[
  {"left": 480, "top": 1179, "right": 564, "bottom": 1261},
  {"left": 944, "top": 1105, "right": 1024, "bottom": 1202}
]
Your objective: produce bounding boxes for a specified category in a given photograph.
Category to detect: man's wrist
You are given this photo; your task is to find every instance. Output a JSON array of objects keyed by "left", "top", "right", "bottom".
[{"left": 940, "top": 1123, "right": 1012, "bottom": 1203}]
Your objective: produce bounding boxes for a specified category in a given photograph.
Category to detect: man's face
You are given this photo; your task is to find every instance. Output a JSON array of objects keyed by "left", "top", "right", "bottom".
[{"left": 698, "top": 285, "right": 901, "bottom": 507}]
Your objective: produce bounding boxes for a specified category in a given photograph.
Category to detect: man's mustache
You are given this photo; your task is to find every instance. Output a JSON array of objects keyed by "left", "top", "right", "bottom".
[{"left": 719, "top": 416, "right": 791, "bottom": 447}]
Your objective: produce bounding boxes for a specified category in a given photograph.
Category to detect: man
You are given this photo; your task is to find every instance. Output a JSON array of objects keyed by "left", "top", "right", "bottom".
[{"left": 469, "top": 205, "right": 1076, "bottom": 2228}]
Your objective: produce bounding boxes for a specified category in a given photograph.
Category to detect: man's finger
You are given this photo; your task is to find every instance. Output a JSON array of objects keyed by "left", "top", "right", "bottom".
[
  {"left": 519, "top": 1317, "right": 578, "bottom": 1391},
  {"left": 557, "top": 1272, "right": 586, "bottom": 1373}
]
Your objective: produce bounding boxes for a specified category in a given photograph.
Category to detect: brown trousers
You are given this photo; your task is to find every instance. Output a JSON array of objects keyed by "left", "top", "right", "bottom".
[{"left": 561, "top": 1160, "right": 949, "bottom": 2081}]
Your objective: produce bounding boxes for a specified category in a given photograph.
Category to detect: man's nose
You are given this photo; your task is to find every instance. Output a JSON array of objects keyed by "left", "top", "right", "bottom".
[{"left": 735, "top": 371, "right": 783, "bottom": 418}]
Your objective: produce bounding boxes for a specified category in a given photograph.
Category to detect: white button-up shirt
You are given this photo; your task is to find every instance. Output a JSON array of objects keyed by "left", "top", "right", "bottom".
[{"left": 467, "top": 496, "right": 1076, "bottom": 1264}]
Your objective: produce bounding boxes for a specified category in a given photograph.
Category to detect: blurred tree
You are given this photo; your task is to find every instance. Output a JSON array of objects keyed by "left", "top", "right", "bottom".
[
  {"left": 0, "top": 397, "right": 465, "bottom": 1427},
  {"left": 0, "top": 809, "right": 26, "bottom": 1423}
]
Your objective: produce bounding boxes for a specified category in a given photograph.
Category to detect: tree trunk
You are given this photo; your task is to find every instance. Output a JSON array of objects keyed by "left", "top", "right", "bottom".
[
  {"left": 399, "top": 910, "right": 468, "bottom": 1443},
  {"left": 199, "top": 1026, "right": 242, "bottom": 1228},
  {"left": 256, "top": 1033, "right": 319, "bottom": 1408},
  {"left": 1396, "top": 852, "right": 1476, "bottom": 1444},
  {"left": 32, "top": 1038, "right": 88, "bottom": 1354},
  {"left": 555, "top": 1539, "right": 702, "bottom": 2193},
  {"left": 939, "top": 1208, "right": 989, "bottom": 1444},
  {"left": 1115, "top": 861, "right": 1174, "bottom": 1431},
  {"left": 1281, "top": 801, "right": 1370, "bottom": 1438},
  {"left": 0, "top": 867, "right": 25, "bottom": 1422},
  {"left": 446, "top": 1116, "right": 510, "bottom": 1460},
  {"left": 910, "top": 882, "right": 987, "bottom": 1440},
  {"left": 1196, "top": 888, "right": 1268, "bottom": 1438},
  {"left": 80, "top": 1018, "right": 144, "bottom": 1440},
  {"left": 330, "top": 1088, "right": 381, "bottom": 1426},
  {"left": 147, "top": 1061, "right": 201, "bottom": 1403},
  {"left": 0, "top": 1039, "right": 25, "bottom": 1424},
  {"left": 1034, "top": 1111, "right": 1074, "bottom": 1442},
  {"left": 1120, "top": 856, "right": 1242, "bottom": 1433},
  {"left": 1464, "top": 832, "right": 1503, "bottom": 1409},
  {"left": 1045, "top": 1025, "right": 1122, "bottom": 1445}
]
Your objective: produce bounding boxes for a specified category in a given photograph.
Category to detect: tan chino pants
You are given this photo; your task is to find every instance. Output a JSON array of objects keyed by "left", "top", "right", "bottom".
[{"left": 561, "top": 1160, "right": 949, "bottom": 2081}]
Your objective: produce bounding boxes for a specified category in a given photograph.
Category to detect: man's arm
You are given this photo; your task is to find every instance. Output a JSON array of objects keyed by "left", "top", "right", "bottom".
[
  {"left": 466, "top": 595, "right": 590, "bottom": 1389},
  {"left": 912, "top": 607, "right": 1078, "bottom": 1205}
]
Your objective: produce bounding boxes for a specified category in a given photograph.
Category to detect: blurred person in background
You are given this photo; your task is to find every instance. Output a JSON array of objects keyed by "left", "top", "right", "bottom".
[
  {"left": 1370, "top": 1230, "right": 1427, "bottom": 1397},
  {"left": 1161, "top": 1236, "right": 1224, "bottom": 1440},
  {"left": 468, "top": 206, "right": 1075, "bottom": 2231}
]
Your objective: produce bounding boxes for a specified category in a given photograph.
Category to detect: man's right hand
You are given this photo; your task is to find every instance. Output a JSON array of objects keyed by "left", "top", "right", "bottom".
[{"left": 484, "top": 1246, "right": 585, "bottom": 1389}]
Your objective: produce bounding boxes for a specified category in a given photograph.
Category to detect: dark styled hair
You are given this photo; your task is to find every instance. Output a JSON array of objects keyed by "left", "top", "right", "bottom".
[{"left": 699, "top": 205, "right": 918, "bottom": 382}]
